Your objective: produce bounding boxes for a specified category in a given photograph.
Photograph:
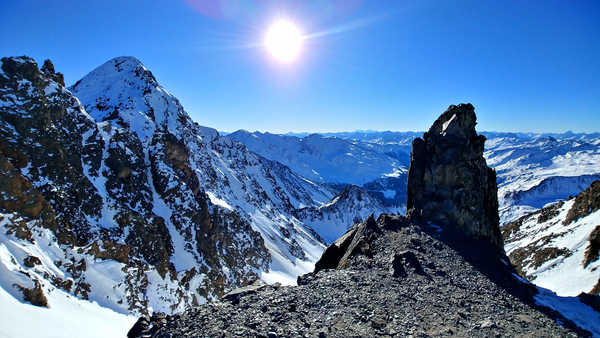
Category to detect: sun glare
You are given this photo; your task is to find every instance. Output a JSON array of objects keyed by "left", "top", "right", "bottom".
[{"left": 264, "top": 19, "right": 303, "bottom": 63}]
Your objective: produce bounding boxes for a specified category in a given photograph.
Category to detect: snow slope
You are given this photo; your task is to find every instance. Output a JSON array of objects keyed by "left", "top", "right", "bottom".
[
  {"left": 0, "top": 213, "right": 136, "bottom": 338},
  {"left": 503, "top": 191, "right": 600, "bottom": 296},
  {"left": 0, "top": 284, "right": 135, "bottom": 338}
]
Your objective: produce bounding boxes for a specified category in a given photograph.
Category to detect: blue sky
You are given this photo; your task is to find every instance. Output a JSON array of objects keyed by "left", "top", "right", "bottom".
[{"left": 1, "top": 0, "right": 599, "bottom": 133}]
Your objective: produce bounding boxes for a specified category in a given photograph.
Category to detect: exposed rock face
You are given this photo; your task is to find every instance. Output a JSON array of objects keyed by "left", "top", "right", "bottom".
[
  {"left": 407, "top": 103, "right": 503, "bottom": 249},
  {"left": 563, "top": 180, "right": 600, "bottom": 226},
  {"left": 312, "top": 214, "right": 382, "bottom": 273}
]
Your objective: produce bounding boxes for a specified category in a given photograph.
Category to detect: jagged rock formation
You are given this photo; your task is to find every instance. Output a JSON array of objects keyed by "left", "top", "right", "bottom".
[
  {"left": 132, "top": 105, "right": 599, "bottom": 337},
  {"left": 407, "top": 103, "right": 503, "bottom": 249},
  {"left": 503, "top": 180, "right": 600, "bottom": 296}
]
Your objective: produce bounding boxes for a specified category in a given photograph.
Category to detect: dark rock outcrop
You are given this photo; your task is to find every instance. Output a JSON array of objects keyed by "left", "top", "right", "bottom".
[
  {"left": 584, "top": 225, "right": 600, "bottom": 268},
  {"left": 407, "top": 103, "right": 503, "bottom": 249},
  {"left": 18, "top": 282, "right": 48, "bottom": 307},
  {"left": 390, "top": 249, "right": 424, "bottom": 278},
  {"left": 564, "top": 180, "right": 600, "bottom": 226},
  {"left": 313, "top": 214, "right": 382, "bottom": 273}
]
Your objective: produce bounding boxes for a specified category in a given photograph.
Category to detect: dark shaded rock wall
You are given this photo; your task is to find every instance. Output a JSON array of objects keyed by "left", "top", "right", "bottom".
[{"left": 407, "top": 103, "right": 503, "bottom": 249}]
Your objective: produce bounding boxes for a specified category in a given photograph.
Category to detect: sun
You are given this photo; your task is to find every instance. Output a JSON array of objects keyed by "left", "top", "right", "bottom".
[{"left": 264, "top": 19, "right": 303, "bottom": 63}]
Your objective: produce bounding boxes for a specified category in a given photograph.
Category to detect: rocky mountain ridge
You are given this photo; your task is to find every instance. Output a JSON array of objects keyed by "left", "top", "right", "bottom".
[
  {"left": 0, "top": 55, "right": 389, "bottom": 327},
  {"left": 129, "top": 104, "right": 600, "bottom": 337}
]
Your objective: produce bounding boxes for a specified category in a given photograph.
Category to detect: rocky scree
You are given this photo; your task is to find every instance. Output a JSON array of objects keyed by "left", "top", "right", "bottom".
[{"left": 131, "top": 214, "right": 586, "bottom": 337}]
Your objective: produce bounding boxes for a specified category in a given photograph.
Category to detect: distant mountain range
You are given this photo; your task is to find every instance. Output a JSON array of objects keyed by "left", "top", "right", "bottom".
[{"left": 227, "top": 130, "right": 600, "bottom": 224}]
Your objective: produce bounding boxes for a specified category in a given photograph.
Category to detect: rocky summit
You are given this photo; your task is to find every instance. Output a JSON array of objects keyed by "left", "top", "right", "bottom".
[
  {"left": 128, "top": 105, "right": 597, "bottom": 337},
  {"left": 407, "top": 103, "right": 503, "bottom": 249},
  {"left": 129, "top": 215, "right": 588, "bottom": 337}
]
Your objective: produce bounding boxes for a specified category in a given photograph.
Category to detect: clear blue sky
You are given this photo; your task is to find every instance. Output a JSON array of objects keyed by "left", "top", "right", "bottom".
[{"left": 1, "top": 1, "right": 599, "bottom": 133}]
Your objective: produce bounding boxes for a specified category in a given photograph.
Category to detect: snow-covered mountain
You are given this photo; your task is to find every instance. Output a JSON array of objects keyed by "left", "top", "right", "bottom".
[
  {"left": 231, "top": 130, "right": 600, "bottom": 225},
  {"left": 227, "top": 131, "right": 411, "bottom": 207},
  {"left": 298, "top": 185, "right": 404, "bottom": 244},
  {"left": 0, "top": 55, "right": 392, "bottom": 330},
  {"left": 2, "top": 55, "right": 599, "bottom": 337},
  {"left": 483, "top": 134, "right": 600, "bottom": 223},
  {"left": 227, "top": 130, "right": 408, "bottom": 185},
  {"left": 70, "top": 56, "right": 339, "bottom": 287},
  {"left": 503, "top": 180, "right": 600, "bottom": 296}
]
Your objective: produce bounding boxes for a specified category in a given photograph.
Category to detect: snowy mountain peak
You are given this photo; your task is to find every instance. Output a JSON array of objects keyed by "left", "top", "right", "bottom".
[
  {"left": 70, "top": 56, "right": 185, "bottom": 145},
  {"left": 2, "top": 56, "right": 354, "bottom": 321}
]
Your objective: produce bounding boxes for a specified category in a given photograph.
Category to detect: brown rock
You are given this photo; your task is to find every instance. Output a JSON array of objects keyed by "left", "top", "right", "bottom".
[
  {"left": 583, "top": 225, "right": 600, "bottom": 268},
  {"left": 18, "top": 282, "right": 49, "bottom": 307},
  {"left": 88, "top": 241, "right": 130, "bottom": 264},
  {"left": 23, "top": 255, "right": 42, "bottom": 267},
  {"left": 563, "top": 180, "right": 600, "bottom": 226}
]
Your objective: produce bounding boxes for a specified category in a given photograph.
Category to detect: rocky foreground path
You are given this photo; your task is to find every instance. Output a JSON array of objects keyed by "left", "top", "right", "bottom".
[{"left": 131, "top": 214, "right": 586, "bottom": 337}]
